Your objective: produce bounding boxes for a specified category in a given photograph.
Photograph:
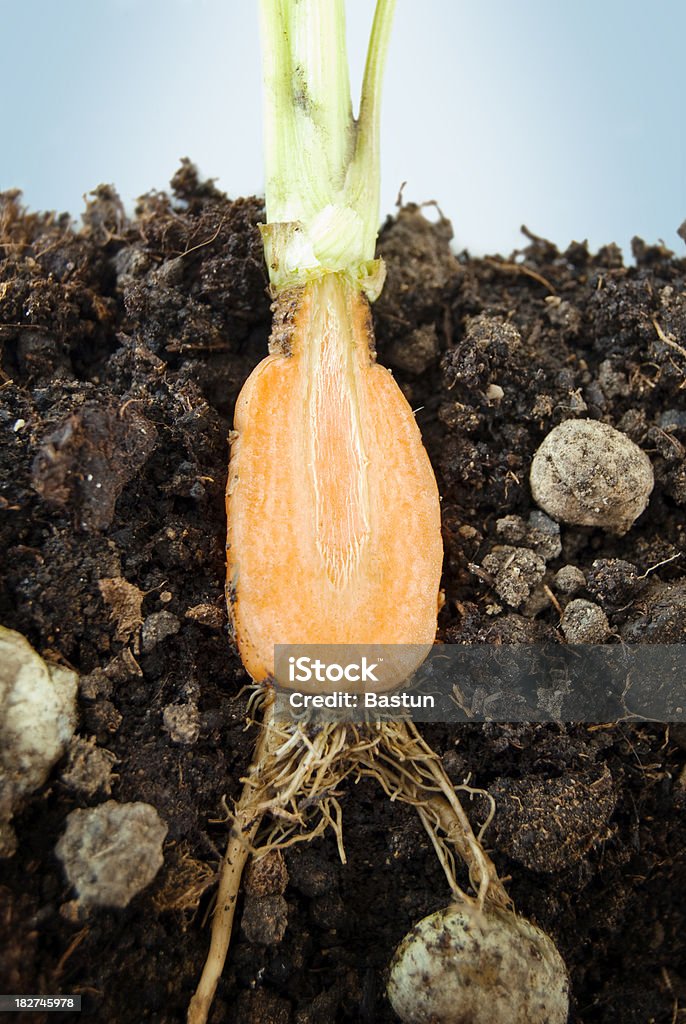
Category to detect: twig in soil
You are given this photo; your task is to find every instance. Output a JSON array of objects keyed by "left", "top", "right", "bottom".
[
  {"left": 544, "top": 582, "right": 564, "bottom": 616},
  {"left": 175, "top": 218, "right": 226, "bottom": 259},
  {"left": 54, "top": 927, "right": 89, "bottom": 977},
  {"left": 483, "top": 257, "right": 557, "bottom": 294},
  {"left": 653, "top": 318, "right": 686, "bottom": 363}
]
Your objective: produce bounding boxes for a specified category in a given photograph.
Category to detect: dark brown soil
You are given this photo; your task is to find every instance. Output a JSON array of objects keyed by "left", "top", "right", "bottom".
[{"left": 1, "top": 162, "right": 685, "bottom": 1024}]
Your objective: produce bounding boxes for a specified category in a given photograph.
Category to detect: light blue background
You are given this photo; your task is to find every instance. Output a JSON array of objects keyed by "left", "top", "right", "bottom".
[{"left": 2, "top": 0, "right": 684, "bottom": 256}]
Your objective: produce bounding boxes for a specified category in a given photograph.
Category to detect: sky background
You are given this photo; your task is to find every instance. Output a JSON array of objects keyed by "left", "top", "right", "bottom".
[{"left": 2, "top": 0, "right": 685, "bottom": 258}]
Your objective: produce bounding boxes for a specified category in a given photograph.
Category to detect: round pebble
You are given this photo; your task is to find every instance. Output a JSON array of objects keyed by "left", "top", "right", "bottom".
[
  {"left": 561, "top": 599, "right": 610, "bottom": 643},
  {"left": 554, "top": 565, "right": 586, "bottom": 595},
  {"left": 388, "top": 903, "right": 569, "bottom": 1024},
  {"left": 530, "top": 419, "right": 654, "bottom": 534},
  {"left": 55, "top": 800, "right": 167, "bottom": 908},
  {"left": 0, "top": 626, "right": 78, "bottom": 857}
]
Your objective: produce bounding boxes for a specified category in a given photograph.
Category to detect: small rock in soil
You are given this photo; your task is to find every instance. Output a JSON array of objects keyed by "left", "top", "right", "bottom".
[
  {"left": 530, "top": 419, "right": 654, "bottom": 534},
  {"left": 55, "top": 800, "right": 167, "bottom": 908},
  {"left": 141, "top": 610, "right": 181, "bottom": 653},
  {"left": 495, "top": 515, "right": 528, "bottom": 544},
  {"left": 60, "top": 736, "right": 116, "bottom": 796},
  {"left": 560, "top": 599, "right": 611, "bottom": 643},
  {"left": 477, "top": 614, "right": 558, "bottom": 645},
  {"left": 597, "top": 358, "right": 630, "bottom": 400},
  {"left": 0, "top": 626, "right": 78, "bottom": 857},
  {"left": 554, "top": 565, "right": 586, "bottom": 595},
  {"left": 388, "top": 903, "right": 569, "bottom": 1024},
  {"left": 496, "top": 512, "right": 561, "bottom": 562},
  {"left": 545, "top": 296, "right": 582, "bottom": 337},
  {"left": 162, "top": 702, "right": 200, "bottom": 745},
  {"left": 480, "top": 545, "right": 546, "bottom": 608},
  {"left": 527, "top": 511, "right": 562, "bottom": 561}
]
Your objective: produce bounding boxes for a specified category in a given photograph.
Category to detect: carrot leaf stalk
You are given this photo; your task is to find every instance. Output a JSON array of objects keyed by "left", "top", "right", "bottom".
[{"left": 259, "top": 0, "right": 394, "bottom": 299}]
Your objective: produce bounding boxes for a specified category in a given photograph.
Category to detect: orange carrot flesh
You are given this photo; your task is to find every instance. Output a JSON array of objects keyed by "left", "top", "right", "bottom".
[{"left": 226, "top": 272, "right": 442, "bottom": 686}]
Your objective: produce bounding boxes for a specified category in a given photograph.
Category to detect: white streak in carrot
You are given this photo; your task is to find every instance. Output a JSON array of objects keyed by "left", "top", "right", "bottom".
[{"left": 305, "top": 275, "right": 370, "bottom": 588}]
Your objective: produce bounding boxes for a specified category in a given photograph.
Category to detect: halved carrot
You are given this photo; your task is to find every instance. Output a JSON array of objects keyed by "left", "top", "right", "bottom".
[{"left": 226, "top": 272, "right": 442, "bottom": 683}]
